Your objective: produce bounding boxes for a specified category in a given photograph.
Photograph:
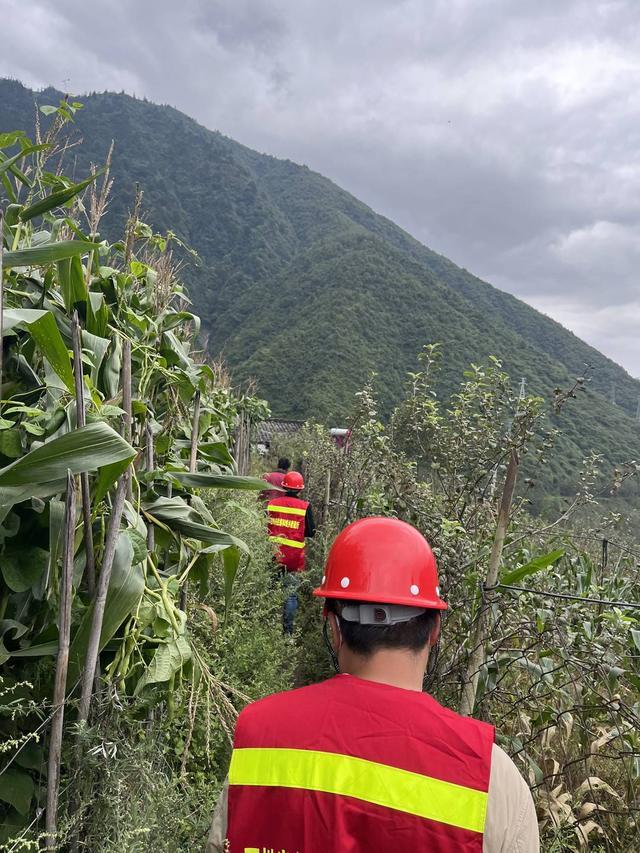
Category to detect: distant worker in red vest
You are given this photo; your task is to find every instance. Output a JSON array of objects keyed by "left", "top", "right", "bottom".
[
  {"left": 259, "top": 456, "right": 290, "bottom": 501},
  {"left": 206, "top": 517, "right": 539, "bottom": 852},
  {"left": 267, "top": 470, "right": 315, "bottom": 634}
]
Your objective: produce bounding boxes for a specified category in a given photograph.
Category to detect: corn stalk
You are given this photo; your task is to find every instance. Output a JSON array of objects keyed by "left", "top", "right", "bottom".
[
  {"left": 45, "top": 473, "right": 77, "bottom": 848},
  {"left": 76, "top": 471, "right": 130, "bottom": 727},
  {"left": 72, "top": 310, "right": 96, "bottom": 594}
]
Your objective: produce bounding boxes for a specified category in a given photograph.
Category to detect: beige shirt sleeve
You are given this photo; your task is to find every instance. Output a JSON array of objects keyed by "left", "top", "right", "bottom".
[
  {"left": 205, "top": 778, "right": 229, "bottom": 853},
  {"left": 484, "top": 744, "right": 539, "bottom": 852},
  {"left": 205, "top": 747, "right": 539, "bottom": 852}
]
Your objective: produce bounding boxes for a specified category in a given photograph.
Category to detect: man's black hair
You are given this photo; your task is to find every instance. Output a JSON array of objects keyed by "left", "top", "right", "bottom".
[
  {"left": 277, "top": 457, "right": 291, "bottom": 471},
  {"left": 326, "top": 599, "right": 439, "bottom": 657}
]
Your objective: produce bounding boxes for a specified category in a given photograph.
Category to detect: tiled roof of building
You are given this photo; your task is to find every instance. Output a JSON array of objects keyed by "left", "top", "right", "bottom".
[{"left": 255, "top": 419, "right": 305, "bottom": 444}]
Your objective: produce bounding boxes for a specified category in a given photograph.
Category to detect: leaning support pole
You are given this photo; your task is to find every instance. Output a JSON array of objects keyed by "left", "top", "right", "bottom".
[
  {"left": 180, "top": 392, "right": 201, "bottom": 610},
  {"left": 459, "top": 449, "right": 519, "bottom": 717},
  {"left": 189, "top": 390, "right": 201, "bottom": 474},
  {"left": 72, "top": 311, "right": 96, "bottom": 594},
  {"left": 145, "top": 422, "right": 155, "bottom": 553},
  {"left": 122, "top": 338, "right": 132, "bottom": 500},
  {"left": 76, "top": 471, "right": 130, "bottom": 727},
  {"left": 0, "top": 210, "right": 4, "bottom": 401},
  {"left": 323, "top": 468, "right": 331, "bottom": 523},
  {"left": 45, "top": 473, "right": 77, "bottom": 848}
]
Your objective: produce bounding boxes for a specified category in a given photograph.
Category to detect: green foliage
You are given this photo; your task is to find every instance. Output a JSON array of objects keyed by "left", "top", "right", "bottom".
[
  {"left": 1, "top": 80, "right": 638, "bottom": 850},
  {"left": 1, "top": 78, "right": 639, "bottom": 501},
  {"left": 69, "top": 493, "right": 294, "bottom": 853},
  {"left": 0, "top": 117, "right": 270, "bottom": 846},
  {"left": 291, "top": 357, "right": 639, "bottom": 851}
]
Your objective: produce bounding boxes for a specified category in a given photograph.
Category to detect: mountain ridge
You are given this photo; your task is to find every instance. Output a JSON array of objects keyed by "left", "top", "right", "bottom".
[{"left": 1, "top": 77, "right": 639, "bottom": 498}]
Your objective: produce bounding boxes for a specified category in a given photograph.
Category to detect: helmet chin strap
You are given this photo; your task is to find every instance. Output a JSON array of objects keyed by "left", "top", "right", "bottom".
[{"left": 322, "top": 618, "right": 340, "bottom": 673}]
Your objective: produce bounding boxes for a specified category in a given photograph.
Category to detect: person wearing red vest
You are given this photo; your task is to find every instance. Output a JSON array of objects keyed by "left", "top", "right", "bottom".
[
  {"left": 259, "top": 457, "right": 290, "bottom": 502},
  {"left": 207, "top": 517, "right": 539, "bottom": 852},
  {"left": 266, "top": 470, "right": 315, "bottom": 634}
]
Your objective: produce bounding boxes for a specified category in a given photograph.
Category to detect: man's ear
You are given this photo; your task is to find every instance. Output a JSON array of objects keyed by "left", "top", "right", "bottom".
[
  {"left": 327, "top": 611, "right": 342, "bottom": 651},
  {"left": 429, "top": 612, "right": 442, "bottom": 647}
]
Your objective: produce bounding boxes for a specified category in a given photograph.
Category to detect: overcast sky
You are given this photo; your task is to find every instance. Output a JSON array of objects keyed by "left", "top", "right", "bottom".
[{"left": 3, "top": 0, "right": 640, "bottom": 375}]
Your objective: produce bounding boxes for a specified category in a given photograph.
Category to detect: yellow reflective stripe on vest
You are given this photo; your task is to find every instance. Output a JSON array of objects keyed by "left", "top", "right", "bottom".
[
  {"left": 267, "top": 504, "right": 307, "bottom": 516},
  {"left": 229, "top": 747, "right": 488, "bottom": 834},
  {"left": 268, "top": 535, "right": 305, "bottom": 549}
]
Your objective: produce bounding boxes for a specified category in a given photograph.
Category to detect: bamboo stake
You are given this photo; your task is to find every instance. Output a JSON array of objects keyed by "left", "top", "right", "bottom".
[
  {"left": 0, "top": 210, "right": 4, "bottom": 410},
  {"left": 180, "top": 392, "right": 201, "bottom": 610},
  {"left": 72, "top": 311, "right": 96, "bottom": 595},
  {"left": 122, "top": 338, "right": 133, "bottom": 500},
  {"left": 45, "top": 473, "right": 77, "bottom": 848},
  {"left": 122, "top": 339, "right": 132, "bottom": 444},
  {"left": 459, "top": 449, "right": 519, "bottom": 717},
  {"left": 189, "top": 390, "right": 201, "bottom": 474},
  {"left": 146, "top": 422, "right": 155, "bottom": 552},
  {"left": 76, "top": 470, "right": 129, "bottom": 726}
]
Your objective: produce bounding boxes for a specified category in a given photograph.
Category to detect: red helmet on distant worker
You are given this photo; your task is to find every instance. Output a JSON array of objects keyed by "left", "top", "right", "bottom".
[
  {"left": 313, "top": 517, "right": 447, "bottom": 610},
  {"left": 282, "top": 470, "right": 305, "bottom": 490}
]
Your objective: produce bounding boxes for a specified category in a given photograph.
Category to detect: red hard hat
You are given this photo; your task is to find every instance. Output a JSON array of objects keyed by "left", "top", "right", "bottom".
[
  {"left": 282, "top": 470, "right": 304, "bottom": 490},
  {"left": 313, "top": 517, "right": 447, "bottom": 610}
]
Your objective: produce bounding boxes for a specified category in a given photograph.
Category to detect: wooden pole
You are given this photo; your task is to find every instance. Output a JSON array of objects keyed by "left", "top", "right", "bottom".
[
  {"left": 323, "top": 468, "right": 331, "bottom": 524},
  {"left": 180, "top": 392, "right": 201, "bottom": 611},
  {"left": 122, "top": 339, "right": 132, "bottom": 444},
  {"left": 72, "top": 311, "right": 96, "bottom": 594},
  {"left": 45, "top": 473, "right": 77, "bottom": 848},
  {"left": 122, "top": 338, "right": 132, "bottom": 500},
  {"left": 234, "top": 411, "right": 251, "bottom": 475},
  {"left": 76, "top": 471, "right": 129, "bottom": 726},
  {"left": 145, "top": 422, "right": 155, "bottom": 552},
  {"left": 0, "top": 210, "right": 4, "bottom": 410},
  {"left": 189, "top": 390, "right": 200, "bottom": 474},
  {"left": 459, "top": 450, "right": 519, "bottom": 717}
]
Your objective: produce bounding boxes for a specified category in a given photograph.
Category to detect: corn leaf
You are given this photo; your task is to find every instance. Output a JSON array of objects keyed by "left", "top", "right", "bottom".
[
  {"left": 0, "top": 422, "right": 134, "bottom": 488},
  {"left": 173, "top": 472, "right": 269, "bottom": 490},
  {"left": 3, "top": 240, "right": 97, "bottom": 269},
  {"left": 0, "top": 144, "right": 47, "bottom": 180},
  {"left": 19, "top": 170, "right": 104, "bottom": 221},
  {"left": 0, "top": 767, "right": 34, "bottom": 815},
  {"left": 0, "top": 620, "right": 29, "bottom": 665},
  {"left": 3, "top": 308, "right": 74, "bottom": 392},
  {"left": 93, "top": 456, "right": 132, "bottom": 505},
  {"left": 0, "top": 547, "right": 48, "bottom": 593},
  {"left": 57, "top": 254, "right": 87, "bottom": 311},
  {"left": 222, "top": 545, "right": 241, "bottom": 623},
  {"left": 173, "top": 439, "right": 233, "bottom": 467},
  {"left": 143, "top": 496, "right": 249, "bottom": 552},
  {"left": 82, "top": 329, "right": 111, "bottom": 385},
  {"left": 68, "top": 532, "right": 144, "bottom": 684}
]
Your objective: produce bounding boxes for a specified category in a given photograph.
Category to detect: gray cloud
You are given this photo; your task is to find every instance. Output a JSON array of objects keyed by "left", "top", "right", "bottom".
[{"left": 2, "top": 0, "right": 639, "bottom": 374}]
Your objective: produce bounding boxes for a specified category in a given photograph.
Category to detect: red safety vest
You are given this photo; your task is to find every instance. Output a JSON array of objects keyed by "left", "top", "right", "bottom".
[
  {"left": 267, "top": 495, "right": 309, "bottom": 572},
  {"left": 260, "top": 471, "right": 285, "bottom": 502},
  {"left": 227, "top": 674, "right": 494, "bottom": 852}
]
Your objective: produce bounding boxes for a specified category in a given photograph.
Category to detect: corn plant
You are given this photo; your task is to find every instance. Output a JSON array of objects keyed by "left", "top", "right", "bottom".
[{"left": 0, "top": 109, "right": 268, "bottom": 845}]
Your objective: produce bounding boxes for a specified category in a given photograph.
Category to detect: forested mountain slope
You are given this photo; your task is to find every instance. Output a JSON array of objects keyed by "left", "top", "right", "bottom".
[{"left": 2, "top": 78, "right": 639, "bottom": 496}]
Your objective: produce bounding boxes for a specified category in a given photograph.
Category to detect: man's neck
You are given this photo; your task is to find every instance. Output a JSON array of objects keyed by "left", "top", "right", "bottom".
[{"left": 339, "top": 648, "right": 429, "bottom": 692}]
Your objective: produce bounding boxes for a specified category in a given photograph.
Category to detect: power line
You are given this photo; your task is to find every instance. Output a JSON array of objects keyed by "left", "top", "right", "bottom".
[{"left": 495, "top": 583, "right": 640, "bottom": 609}]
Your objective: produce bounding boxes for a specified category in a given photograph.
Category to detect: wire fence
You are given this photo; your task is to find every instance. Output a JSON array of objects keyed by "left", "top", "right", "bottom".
[{"left": 437, "top": 536, "right": 640, "bottom": 850}]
